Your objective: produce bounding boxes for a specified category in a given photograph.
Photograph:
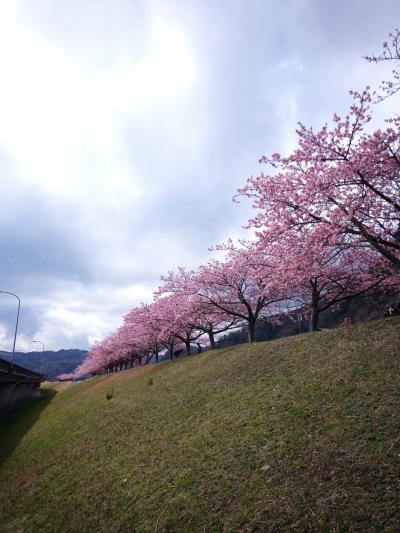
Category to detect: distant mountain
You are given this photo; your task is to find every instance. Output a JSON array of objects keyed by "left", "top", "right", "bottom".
[{"left": 0, "top": 349, "right": 87, "bottom": 380}]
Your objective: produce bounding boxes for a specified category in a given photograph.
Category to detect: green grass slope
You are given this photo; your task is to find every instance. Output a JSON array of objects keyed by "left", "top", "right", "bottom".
[{"left": 1, "top": 319, "right": 399, "bottom": 532}]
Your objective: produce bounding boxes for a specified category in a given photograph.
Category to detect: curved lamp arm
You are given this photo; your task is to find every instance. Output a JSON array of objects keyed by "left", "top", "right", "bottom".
[{"left": 0, "top": 291, "right": 21, "bottom": 364}]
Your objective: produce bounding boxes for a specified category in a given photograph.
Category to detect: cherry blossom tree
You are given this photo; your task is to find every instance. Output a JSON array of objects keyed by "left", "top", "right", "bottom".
[
  {"left": 263, "top": 229, "right": 394, "bottom": 331},
  {"left": 159, "top": 269, "right": 241, "bottom": 349},
  {"left": 365, "top": 28, "right": 400, "bottom": 100},
  {"left": 189, "top": 305, "right": 239, "bottom": 349},
  {"left": 153, "top": 293, "right": 203, "bottom": 356},
  {"left": 238, "top": 88, "right": 400, "bottom": 270},
  {"left": 122, "top": 304, "right": 164, "bottom": 363},
  {"left": 57, "top": 372, "right": 76, "bottom": 381},
  {"left": 72, "top": 339, "right": 110, "bottom": 377},
  {"left": 163, "top": 245, "right": 289, "bottom": 343}
]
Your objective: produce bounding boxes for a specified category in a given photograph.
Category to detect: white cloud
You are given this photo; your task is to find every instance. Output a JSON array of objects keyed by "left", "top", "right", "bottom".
[{"left": 0, "top": 2, "right": 198, "bottom": 204}]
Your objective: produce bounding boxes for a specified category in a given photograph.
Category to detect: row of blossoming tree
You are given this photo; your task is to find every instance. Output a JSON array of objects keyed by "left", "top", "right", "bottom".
[{"left": 59, "top": 30, "right": 400, "bottom": 380}]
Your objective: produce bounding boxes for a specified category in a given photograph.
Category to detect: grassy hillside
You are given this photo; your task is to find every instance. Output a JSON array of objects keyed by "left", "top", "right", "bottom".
[{"left": 1, "top": 319, "right": 399, "bottom": 532}]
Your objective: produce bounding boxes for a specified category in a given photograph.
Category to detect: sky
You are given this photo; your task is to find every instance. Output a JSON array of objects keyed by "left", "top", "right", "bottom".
[{"left": 0, "top": 0, "right": 399, "bottom": 352}]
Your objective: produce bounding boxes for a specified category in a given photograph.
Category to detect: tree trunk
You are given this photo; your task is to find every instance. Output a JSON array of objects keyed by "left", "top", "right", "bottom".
[
  {"left": 185, "top": 340, "right": 191, "bottom": 355},
  {"left": 309, "top": 281, "right": 319, "bottom": 332},
  {"left": 309, "top": 307, "right": 319, "bottom": 332},
  {"left": 155, "top": 351, "right": 159, "bottom": 363},
  {"left": 247, "top": 320, "right": 256, "bottom": 343},
  {"left": 208, "top": 331, "right": 216, "bottom": 349}
]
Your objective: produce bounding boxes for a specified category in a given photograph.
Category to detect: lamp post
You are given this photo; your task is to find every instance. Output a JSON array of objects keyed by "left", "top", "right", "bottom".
[
  {"left": 0, "top": 290, "right": 21, "bottom": 364},
  {"left": 33, "top": 340, "right": 45, "bottom": 376},
  {"left": 297, "top": 313, "right": 303, "bottom": 334}
]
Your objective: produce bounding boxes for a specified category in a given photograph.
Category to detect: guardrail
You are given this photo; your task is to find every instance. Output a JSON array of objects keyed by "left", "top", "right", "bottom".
[
  {"left": 0, "top": 358, "right": 47, "bottom": 411},
  {"left": 0, "top": 357, "right": 46, "bottom": 384}
]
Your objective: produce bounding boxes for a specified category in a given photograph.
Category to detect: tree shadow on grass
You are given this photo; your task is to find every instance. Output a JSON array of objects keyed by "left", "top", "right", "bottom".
[{"left": 0, "top": 388, "right": 57, "bottom": 468}]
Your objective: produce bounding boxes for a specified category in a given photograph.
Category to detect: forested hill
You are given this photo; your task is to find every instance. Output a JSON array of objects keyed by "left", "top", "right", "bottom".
[
  {"left": 1, "top": 318, "right": 399, "bottom": 531},
  {"left": 0, "top": 349, "right": 87, "bottom": 379}
]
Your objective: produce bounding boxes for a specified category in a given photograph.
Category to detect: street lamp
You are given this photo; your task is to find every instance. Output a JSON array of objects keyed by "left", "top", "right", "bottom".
[
  {"left": 0, "top": 290, "right": 21, "bottom": 364},
  {"left": 297, "top": 313, "right": 303, "bottom": 334},
  {"left": 33, "top": 340, "right": 45, "bottom": 376}
]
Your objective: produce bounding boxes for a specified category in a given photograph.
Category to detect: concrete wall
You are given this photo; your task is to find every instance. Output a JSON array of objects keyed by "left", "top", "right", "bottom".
[{"left": 0, "top": 382, "right": 40, "bottom": 412}]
